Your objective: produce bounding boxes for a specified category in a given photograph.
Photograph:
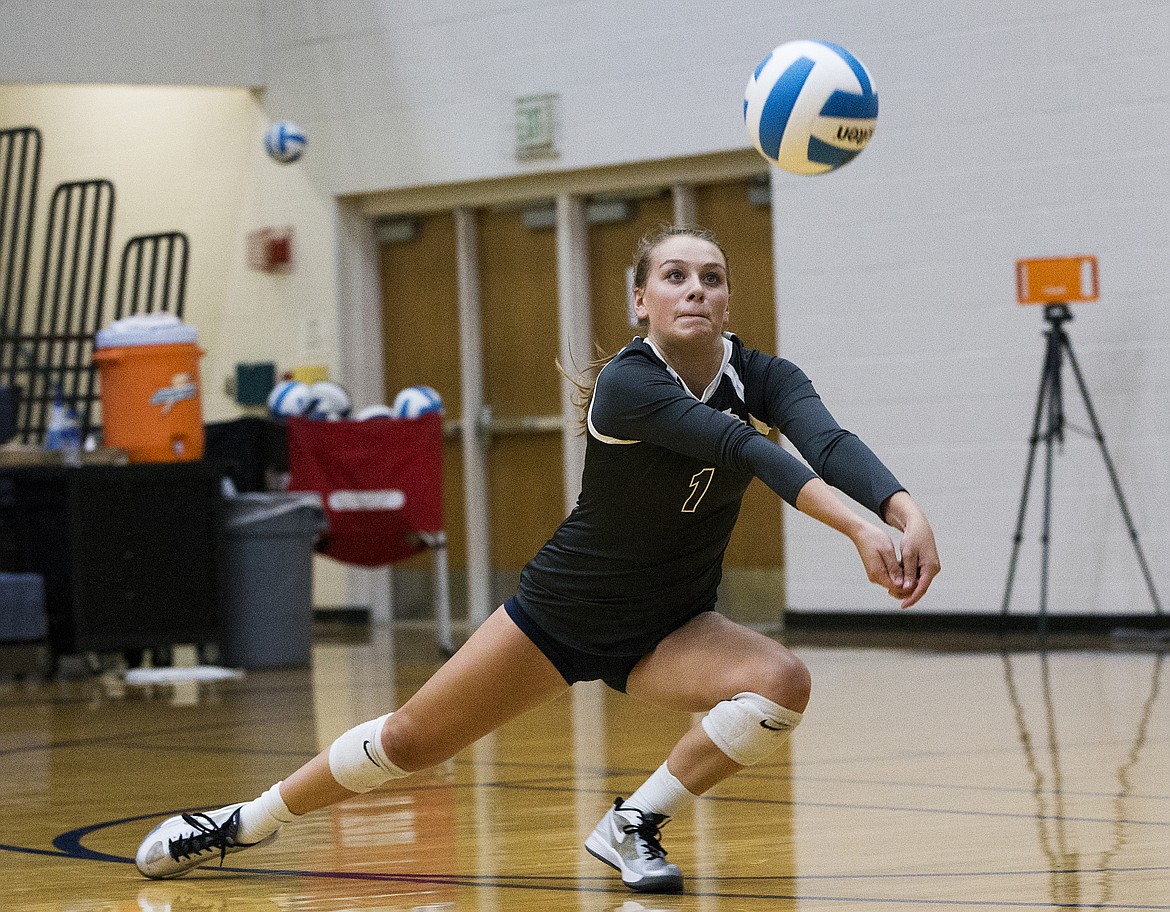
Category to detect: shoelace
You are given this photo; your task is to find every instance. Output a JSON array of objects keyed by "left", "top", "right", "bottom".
[
  {"left": 168, "top": 810, "right": 240, "bottom": 866},
  {"left": 618, "top": 808, "right": 671, "bottom": 861}
]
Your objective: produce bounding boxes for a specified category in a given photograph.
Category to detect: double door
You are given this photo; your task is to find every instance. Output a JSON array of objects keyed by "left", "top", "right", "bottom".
[{"left": 379, "top": 180, "right": 781, "bottom": 616}]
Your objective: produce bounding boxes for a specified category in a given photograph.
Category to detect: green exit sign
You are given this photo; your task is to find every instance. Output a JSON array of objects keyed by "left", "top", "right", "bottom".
[{"left": 515, "top": 94, "right": 559, "bottom": 160}]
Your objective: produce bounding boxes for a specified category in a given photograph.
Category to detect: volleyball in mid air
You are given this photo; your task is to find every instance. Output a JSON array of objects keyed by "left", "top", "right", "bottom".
[
  {"left": 744, "top": 40, "right": 878, "bottom": 175},
  {"left": 264, "top": 121, "right": 307, "bottom": 164}
]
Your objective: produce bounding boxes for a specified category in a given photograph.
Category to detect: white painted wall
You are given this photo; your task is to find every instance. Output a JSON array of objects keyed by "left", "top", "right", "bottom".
[
  {"left": 0, "top": 83, "right": 340, "bottom": 423},
  {"left": 1, "top": 0, "right": 1166, "bottom": 618},
  {"left": 0, "top": 82, "right": 349, "bottom": 607}
]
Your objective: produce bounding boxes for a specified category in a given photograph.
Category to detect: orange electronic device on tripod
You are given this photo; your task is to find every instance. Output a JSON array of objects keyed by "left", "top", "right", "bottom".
[{"left": 1016, "top": 255, "right": 1098, "bottom": 305}]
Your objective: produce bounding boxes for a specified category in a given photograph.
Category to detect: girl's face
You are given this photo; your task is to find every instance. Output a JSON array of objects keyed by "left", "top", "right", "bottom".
[{"left": 633, "top": 236, "right": 730, "bottom": 350}]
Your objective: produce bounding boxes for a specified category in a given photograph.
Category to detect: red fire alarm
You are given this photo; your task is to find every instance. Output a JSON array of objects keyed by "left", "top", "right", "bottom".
[{"left": 246, "top": 226, "right": 294, "bottom": 273}]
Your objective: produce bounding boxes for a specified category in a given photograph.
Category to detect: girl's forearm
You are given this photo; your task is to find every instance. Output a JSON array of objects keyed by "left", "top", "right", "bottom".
[{"left": 794, "top": 477, "right": 868, "bottom": 541}]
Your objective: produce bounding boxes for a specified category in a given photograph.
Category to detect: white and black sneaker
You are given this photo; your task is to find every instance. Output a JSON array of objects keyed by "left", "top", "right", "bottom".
[
  {"left": 585, "top": 797, "right": 684, "bottom": 893},
  {"left": 135, "top": 805, "right": 278, "bottom": 879}
]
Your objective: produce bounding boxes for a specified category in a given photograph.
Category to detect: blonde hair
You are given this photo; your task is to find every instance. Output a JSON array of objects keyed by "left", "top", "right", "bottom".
[{"left": 560, "top": 224, "right": 731, "bottom": 429}]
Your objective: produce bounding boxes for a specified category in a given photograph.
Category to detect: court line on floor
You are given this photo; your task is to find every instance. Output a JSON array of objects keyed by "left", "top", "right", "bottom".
[
  {"left": 0, "top": 695, "right": 98, "bottom": 707},
  {"left": 476, "top": 780, "right": 1170, "bottom": 829},
  {"left": 22, "top": 727, "right": 1164, "bottom": 807},
  {"left": 131, "top": 866, "right": 1170, "bottom": 910},
  {"left": 0, "top": 714, "right": 317, "bottom": 757},
  {"left": 4, "top": 738, "right": 1165, "bottom": 839},
  {"left": 350, "top": 773, "right": 1170, "bottom": 831},
  {"left": 92, "top": 729, "right": 1170, "bottom": 789},
  {"left": 3, "top": 706, "right": 1165, "bottom": 824},
  {"left": 735, "top": 770, "right": 1170, "bottom": 804},
  {"left": 0, "top": 680, "right": 313, "bottom": 709},
  {"left": 4, "top": 743, "right": 1163, "bottom": 835},
  {"left": 2, "top": 687, "right": 1160, "bottom": 778},
  {"left": 3, "top": 817, "right": 1168, "bottom": 912},
  {"left": 5, "top": 833, "right": 1168, "bottom": 889}
]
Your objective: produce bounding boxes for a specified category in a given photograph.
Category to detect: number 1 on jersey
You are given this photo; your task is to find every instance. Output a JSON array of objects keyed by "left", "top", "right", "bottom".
[{"left": 682, "top": 467, "right": 715, "bottom": 513}]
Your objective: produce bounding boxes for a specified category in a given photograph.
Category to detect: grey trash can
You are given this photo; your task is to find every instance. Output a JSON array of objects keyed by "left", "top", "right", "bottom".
[
  {"left": 0, "top": 572, "right": 47, "bottom": 641},
  {"left": 219, "top": 493, "right": 327, "bottom": 669}
]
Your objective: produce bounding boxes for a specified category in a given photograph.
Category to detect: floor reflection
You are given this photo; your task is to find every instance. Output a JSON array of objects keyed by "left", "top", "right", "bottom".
[
  {"left": 0, "top": 627, "right": 1166, "bottom": 911},
  {"left": 137, "top": 880, "right": 284, "bottom": 911},
  {"left": 1001, "top": 649, "right": 1167, "bottom": 908},
  {"left": 311, "top": 621, "right": 399, "bottom": 751}
]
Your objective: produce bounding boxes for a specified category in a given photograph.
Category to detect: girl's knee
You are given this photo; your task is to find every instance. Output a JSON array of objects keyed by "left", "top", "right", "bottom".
[
  {"left": 741, "top": 648, "right": 811, "bottom": 712},
  {"left": 380, "top": 712, "right": 439, "bottom": 773}
]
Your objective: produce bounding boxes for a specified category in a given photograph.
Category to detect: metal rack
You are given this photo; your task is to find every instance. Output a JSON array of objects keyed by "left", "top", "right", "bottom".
[{"left": 0, "top": 125, "right": 191, "bottom": 445}]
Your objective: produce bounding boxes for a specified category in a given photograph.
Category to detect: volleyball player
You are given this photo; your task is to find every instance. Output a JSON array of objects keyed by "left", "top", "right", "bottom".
[{"left": 135, "top": 225, "right": 939, "bottom": 893}]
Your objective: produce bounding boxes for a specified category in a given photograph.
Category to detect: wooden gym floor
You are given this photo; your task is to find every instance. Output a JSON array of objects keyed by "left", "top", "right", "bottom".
[{"left": 1, "top": 621, "right": 1167, "bottom": 911}]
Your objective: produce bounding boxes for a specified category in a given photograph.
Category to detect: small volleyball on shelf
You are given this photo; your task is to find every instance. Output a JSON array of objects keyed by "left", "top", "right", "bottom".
[
  {"left": 304, "top": 381, "right": 351, "bottom": 420},
  {"left": 354, "top": 404, "right": 395, "bottom": 421},
  {"left": 390, "top": 386, "right": 444, "bottom": 419},
  {"left": 267, "top": 380, "right": 312, "bottom": 418}
]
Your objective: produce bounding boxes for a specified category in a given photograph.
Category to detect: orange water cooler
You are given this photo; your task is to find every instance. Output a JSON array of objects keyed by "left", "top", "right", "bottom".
[{"left": 92, "top": 315, "right": 205, "bottom": 463}]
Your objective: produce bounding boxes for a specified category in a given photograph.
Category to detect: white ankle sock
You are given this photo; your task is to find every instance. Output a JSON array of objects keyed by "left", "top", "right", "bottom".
[
  {"left": 622, "top": 762, "right": 697, "bottom": 819},
  {"left": 236, "top": 781, "right": 301, "bottom": 844}
]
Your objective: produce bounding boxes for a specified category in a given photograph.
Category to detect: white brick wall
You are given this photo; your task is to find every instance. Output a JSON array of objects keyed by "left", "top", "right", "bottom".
[
  {"left": 0, "top": 0, "right": 262, "bottom": 85},
  {"left": 1, "top": 0, "right": 1165, "bottom": 616},
  {"left": 772, "top": 3, "right": 1170, "bottom": 615}
]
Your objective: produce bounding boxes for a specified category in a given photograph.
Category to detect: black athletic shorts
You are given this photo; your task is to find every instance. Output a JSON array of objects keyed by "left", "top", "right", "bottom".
[{"left": 504, "top": 596, "right": 711, "bottom": 693}]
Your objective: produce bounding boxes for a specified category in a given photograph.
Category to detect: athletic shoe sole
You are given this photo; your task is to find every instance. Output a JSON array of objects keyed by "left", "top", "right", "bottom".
[
  {"left": 135, "top": 811, "right": 278, "bottom": 880},
  {"left": 584, "top": 832, "right": 684, "bottom": 893}
]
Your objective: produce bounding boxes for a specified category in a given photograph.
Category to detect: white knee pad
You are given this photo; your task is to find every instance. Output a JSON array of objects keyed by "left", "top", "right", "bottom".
[
  {"left": 328, "top": 712, "right": 410, "bottom": 793},
  {"left": 701, "top": 692, "right": 803, "bottom": 767}
]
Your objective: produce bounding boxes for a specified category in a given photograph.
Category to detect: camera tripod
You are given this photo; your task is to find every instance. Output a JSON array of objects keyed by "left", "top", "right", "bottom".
[{"left": 1001, "top": 303, "right": 1164, "bottom": 635}]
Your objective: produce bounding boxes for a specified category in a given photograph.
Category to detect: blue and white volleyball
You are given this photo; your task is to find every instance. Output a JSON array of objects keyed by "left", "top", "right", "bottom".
[
  {"left": 264, "top": 121, "right": 307, "bottom": 164},
  {"left": 391, "top": 385, "right": 444, "bottom": 419},
  {"left": 355, "top": 403, "right": 396, "bottom": 421},
  {"left": 267, "top": 380, "right": 312, "bottom": 417},
  {"left": 744, "top": 40, "right": 878, "bottom": 175},
  {"left": 305, "top": 381, "right": 351, "bottom": 420}
]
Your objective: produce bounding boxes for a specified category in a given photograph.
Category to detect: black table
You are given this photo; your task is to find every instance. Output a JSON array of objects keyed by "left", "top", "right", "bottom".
[{"left": 0, "top": 461, "right": 222, "bottom": 657}]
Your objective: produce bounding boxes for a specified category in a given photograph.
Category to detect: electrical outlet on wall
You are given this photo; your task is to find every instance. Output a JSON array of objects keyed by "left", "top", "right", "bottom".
[{"left": 301, "top": 316, "right": 323, "bottom": 356}]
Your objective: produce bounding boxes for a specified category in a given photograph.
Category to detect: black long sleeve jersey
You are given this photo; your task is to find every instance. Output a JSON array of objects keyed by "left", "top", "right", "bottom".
[{"left": 515, "top": 333, "right": 904, "bottom": 656}]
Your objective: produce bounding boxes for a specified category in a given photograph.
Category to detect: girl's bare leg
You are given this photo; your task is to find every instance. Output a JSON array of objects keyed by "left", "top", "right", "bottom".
[
  {"left": 281, "top": 605, "right": 569, "bottom": 813},
  {"left": 625, "top": 610, "right": 810, "bottom": 795}
]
